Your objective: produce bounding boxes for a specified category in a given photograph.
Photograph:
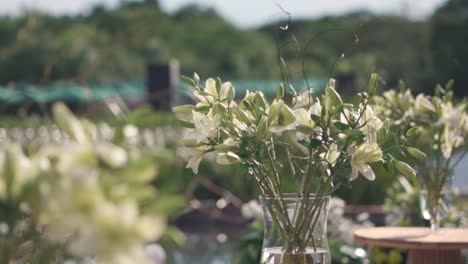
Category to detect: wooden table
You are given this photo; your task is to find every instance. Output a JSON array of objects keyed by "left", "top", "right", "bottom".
[{"left": 354, "top": 227, "right": 468, "bottom": 264}]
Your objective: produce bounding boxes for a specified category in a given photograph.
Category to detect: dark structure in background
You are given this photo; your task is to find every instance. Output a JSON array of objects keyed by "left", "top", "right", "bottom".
[
  {"left": 336, "top": 73, "right": 357, "bottom": 97},
  {"left": 147, "top": 60, "right": 180, "bottom": 111}
]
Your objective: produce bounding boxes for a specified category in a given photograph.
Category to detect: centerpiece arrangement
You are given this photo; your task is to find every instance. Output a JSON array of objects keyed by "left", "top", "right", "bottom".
[
  {"left": 174, "top": 73, "right": 414, "bottom": 264},
  {"left": 374, "top": 82, "right": 468, "bottom": 231}
]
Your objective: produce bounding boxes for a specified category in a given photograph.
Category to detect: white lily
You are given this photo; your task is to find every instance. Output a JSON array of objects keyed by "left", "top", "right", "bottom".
[
  {"left": 194, "top": 78, "right": 235, "bottom": 107},
  {"left": 349, "top": 142, "right": 383, "bottom": 181},
  {"left": 321, "top": 144, "right": 340, "bottom": 166},
  {"left": 414, "top": 94, "right": 435, "bottom": 114},
  {"left": 359, "top": 105, "right": 383, "bottom": 145},
  {"left": 187, "top": 110, "right": 220, "bottom": 144},
  {"left": 437, "top": 102, "right": 467, "bottom": 159},
  {"left": 179, "top": 145, "right": 211, "bottom": 174}
]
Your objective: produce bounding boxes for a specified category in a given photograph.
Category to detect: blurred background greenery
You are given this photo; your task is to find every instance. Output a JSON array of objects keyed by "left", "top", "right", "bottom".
[{"left": 0, "top": 0, "right": 466, "bottom": 96}]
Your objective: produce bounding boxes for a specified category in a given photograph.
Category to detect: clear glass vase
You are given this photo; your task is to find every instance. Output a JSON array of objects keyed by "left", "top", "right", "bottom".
[
  {"left": 259, "top": 194, "right": 331, "bottom": 264},
  {"left": 419, "top": 176, "right": 453, "bottom": 232}
]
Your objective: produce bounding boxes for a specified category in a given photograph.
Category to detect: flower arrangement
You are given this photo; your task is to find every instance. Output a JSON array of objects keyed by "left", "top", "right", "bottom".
[
  {"left": 374, "top": 82, "right": 468, "bottom": 230},
  {"left": 0, "top": 103, "right": 173, "bottom": 264},
  {"left": 175, "top": 73, "right": 412, "bottom": 263}
]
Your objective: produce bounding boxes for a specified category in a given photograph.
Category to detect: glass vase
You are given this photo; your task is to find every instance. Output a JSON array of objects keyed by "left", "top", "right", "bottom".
[
  {"left": 419, "top": 182, "right": 453, "bottom": 232},
  {"left": 259, "top": 194, "right": 331, "bottom": 264}
]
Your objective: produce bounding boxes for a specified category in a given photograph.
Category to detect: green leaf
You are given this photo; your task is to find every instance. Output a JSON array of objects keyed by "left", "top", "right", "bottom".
[
  {"left": 445, "top": 79, "right": 454, "bottom": 90},
  {"left": 213, "top": 102, "right": 227, "bottom": 116},
  {"left": 435, "top": 84, "right": 445, "bottom": 96},
  {"left": 332, "top": 121, "right": 350, "bottom": 131},
  {"left": 226, "top": 85, "right": 235, "bottom": 102},
  {"left": 195, "top": 104, "right": 211, "bottom": 112},
  {"left": 405, "top": 127, "right": 418, "bottom": 137},
  {"left": 181, "top": 76, "right": 195, "bottom": 87},
  {"left": 254, "top": 92, "right": 267, "bottom": 110},
  {"left": 268, "top": 99, "right": 284, "bottom": 124},
  {"left": 309, "top": 138, "right": 322, "bottom": 149},
  {"left": 232, "top": 108, "right": 251, "bottom": 125},
  {"left": 145, "top": 194, "right": 186, "bottom": 217},
  {"left": 398, "top": 80, "right": 406, "bottom": 92},
  {"left": 279, "top": 105, "right": 296, "bottom": 126},
  {"left": 177, "top": 119, "right": 195, "bottom": 128},
  {"left": 344, "top": 129, "right": 364, "bottom": 138}
]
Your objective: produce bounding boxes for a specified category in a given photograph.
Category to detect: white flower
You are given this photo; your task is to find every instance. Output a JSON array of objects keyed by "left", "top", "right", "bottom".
[
  {"left": 272, "top": 102, "right": 321, "bottom": 137},
  {"left": 292, "top": 90, "right": 313, "bottom": 109},
  {"left": 414, "top": 94, "right": 435, "bottom": 114},
  {"left": 322, "top": 144, "right": 340, "bottom": 166},
  {"left": 354, "top": 105, "right": 383, "bottom": 146},
  {"left": 95, "top": 142, "right": 128, "bottom": 168},
  {"left": 188, "top": 111, "right": 220, "bottom": 144},
  {"left": 241, "top": 200, "right": 262, "bottom": 219},
  {"left": 349, "top": 142, "right": 383, "bottom": 181},
  {"left": 438, "top": 102, "right": 467, "bottom": 159},
  {"left": 194, "top": 78, "right": 235, "bottom": 106},
  {"left": 179, "top": 146, "right": 211, "bottom": 174}
]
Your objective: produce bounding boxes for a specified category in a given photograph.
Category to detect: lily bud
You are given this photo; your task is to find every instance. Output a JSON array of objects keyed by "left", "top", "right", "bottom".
[
  {"left": 325, "top": 78, "right": 342, "bottom": 116},
  {"left": 173, "top": 105, "right": 195, "bottom": 115},
  {"left": 368, "top": 73, "right": 379, "bottom": 94},
  {"left": 296, "top": 124, "right": 314, "bottom": 134},
  {"left": 393, "top": 160, "right": 417, "bottom": 178},
  {"left": 406, "top": 147, "right": 427, "bottom": 160},
  {"left": 256, "top": 116, "right": 269, "bottom": 142},
  {"left": 183, "top": 139, "right": 203, "bottom": 147},
  {"left": 216, "top": 78, "right": 222, "bottom": 95},
  {"left": 213, "top": 144, "right": 233, "bottom": 151},
  {"left": 276, "top": 83, "right": 285, "bottom": 99},
  {"left": 216, "top": 152, "right": 241, "bottom": 165},
  {"left": 226, "top": 85, "right": 235, "bottom": 102},
  {"left": 193, "top": 72, "right": 200, "bottom": 85}
]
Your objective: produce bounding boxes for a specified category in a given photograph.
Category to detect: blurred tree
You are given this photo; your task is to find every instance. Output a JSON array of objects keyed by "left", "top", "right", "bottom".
[
  {"left": 0, "top": 1, "right": 450, "bottom": 94},
  {"left": 430, "top": 0, "right": 468, "bottom": 96}
]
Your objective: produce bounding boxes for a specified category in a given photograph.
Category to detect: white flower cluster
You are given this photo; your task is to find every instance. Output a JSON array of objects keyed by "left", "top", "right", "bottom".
[
  {"left": 0, "top": 103, "right": 166, "bottom": 264},
  {"left": 375, "top": 87, "right": 468, "bottom": 160},
  {"left": 175, "top": 74, "right": 388, "bottom": 184}
]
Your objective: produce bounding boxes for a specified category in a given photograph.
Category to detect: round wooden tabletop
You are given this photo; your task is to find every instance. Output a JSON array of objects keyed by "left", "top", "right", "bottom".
[{"left": 354, "top": 227, "right": 468, "bottom": 250}]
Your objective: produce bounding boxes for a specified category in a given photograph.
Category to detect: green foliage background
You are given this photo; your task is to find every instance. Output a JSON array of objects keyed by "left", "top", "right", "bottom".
[{"left": 0, "top": 0, "right": 466, "bottom": 96}]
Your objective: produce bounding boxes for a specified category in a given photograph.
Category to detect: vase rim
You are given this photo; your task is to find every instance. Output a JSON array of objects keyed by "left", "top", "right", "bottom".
[{"left": 259, "top": 193, "right": 330, "bottom": 201}]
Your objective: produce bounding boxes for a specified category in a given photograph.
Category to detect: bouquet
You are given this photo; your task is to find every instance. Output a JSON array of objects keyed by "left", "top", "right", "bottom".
[
  {"left": 374, "top": 82, "right": 468, "bottom": 230},
  {"left": 174, "top": 73, "right": 412, "bottom": 263}
]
